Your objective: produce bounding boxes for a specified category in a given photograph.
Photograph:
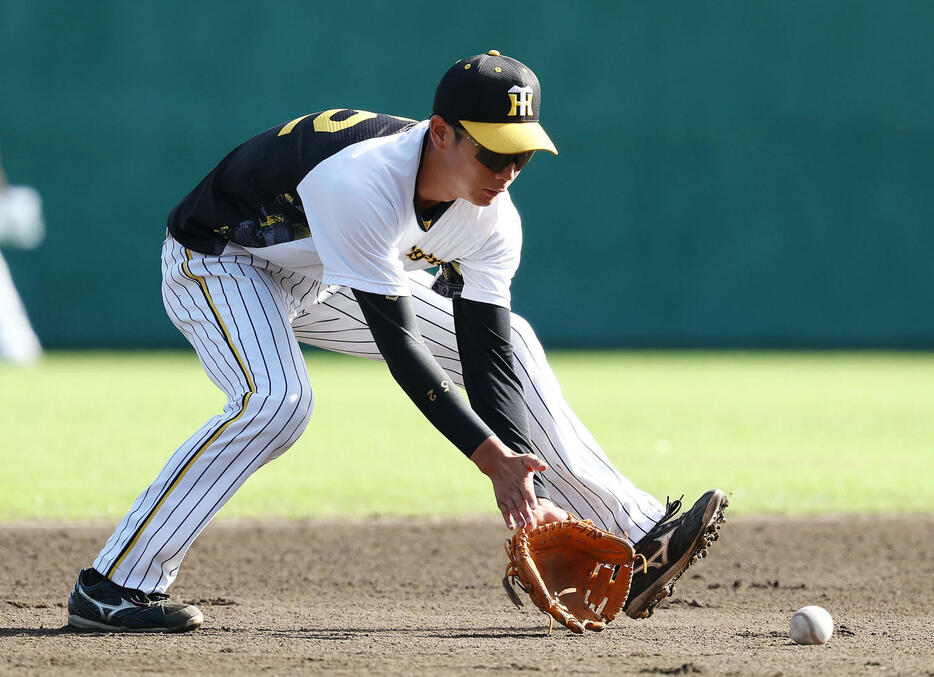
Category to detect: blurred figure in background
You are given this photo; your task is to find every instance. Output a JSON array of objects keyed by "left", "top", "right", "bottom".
[{"left": 0, "top": 148, "right": 45, "bottom": 364}]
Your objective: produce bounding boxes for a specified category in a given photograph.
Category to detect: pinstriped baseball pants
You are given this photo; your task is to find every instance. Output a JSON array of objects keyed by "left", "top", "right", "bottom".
[{"left": 94, "top": 236, "right": 665, "bottom": 593}]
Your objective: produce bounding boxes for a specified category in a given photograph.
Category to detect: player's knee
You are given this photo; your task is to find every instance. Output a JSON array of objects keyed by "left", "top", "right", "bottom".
[
  {"left": 291, "top": 387, "right": 315, "bottom": 431},
  {"left": 272, "top": 385, "right": 314, "bottom": 430},
  {"left": 509, "top": 313, "right": 542, "bottom": 353},
  {"left": 508, "top": 312, "right": 549, "bottom": 372},
  {"left": 242, "top": 385, "right": 313, "bottom": 462},
  {"left": 253, "top": 387, "right": 313, "bottom": 467},
  {"left": 247, "top": 377, "right": 313, "bottom": 427},
  {"left": 510, "top": 312, "right": 535, "bottom": 340}
]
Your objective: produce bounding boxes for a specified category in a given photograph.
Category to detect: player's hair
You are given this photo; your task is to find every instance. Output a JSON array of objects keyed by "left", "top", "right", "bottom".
[{"left": 442, "top": 118, "right": 465, "bottom": 145}]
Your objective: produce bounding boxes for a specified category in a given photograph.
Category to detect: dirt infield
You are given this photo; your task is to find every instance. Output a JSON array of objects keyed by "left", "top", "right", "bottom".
[{"left": 2, "top": 516, "right": 933, "bottom": 676}]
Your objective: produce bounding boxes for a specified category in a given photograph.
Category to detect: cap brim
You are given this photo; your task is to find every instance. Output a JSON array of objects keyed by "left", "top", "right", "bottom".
[{"left": 460, "top": 120, "right": 558, "bottom": 155}]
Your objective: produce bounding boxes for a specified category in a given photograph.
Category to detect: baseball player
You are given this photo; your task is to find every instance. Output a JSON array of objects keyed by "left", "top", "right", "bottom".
[{"left": 68, "top": 51, "right": 727, "bottom": 633}]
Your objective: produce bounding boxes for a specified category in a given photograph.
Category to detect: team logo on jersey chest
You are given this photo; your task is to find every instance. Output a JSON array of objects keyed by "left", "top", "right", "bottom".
[
  {"left": 507, "top": 85, "right": 534, "bottom": 117},
  {"left": 407, "top": 245, "right": 446, "bottom": 266}
]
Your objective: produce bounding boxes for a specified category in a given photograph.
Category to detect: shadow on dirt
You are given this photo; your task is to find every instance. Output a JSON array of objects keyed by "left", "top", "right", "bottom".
[{"left": 266, "top": 626, "right": 548, "bottom": 640}]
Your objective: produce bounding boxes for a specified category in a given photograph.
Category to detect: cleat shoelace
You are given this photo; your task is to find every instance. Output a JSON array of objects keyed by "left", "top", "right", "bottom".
[
  {"left": 125, "top": 590, "right": 171, "bottom": 608},
  {"left": 642, "top": 495, "right": 684, "bottom": 541}
]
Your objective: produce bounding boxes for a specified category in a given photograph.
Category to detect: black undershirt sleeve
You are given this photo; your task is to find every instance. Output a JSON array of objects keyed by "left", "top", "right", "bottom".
[
  {"left": 352, "top": 289, "right": 493, "bottom": 457},
  {"left": 452, "top": 297, "right": 551, "bottom": 502}
]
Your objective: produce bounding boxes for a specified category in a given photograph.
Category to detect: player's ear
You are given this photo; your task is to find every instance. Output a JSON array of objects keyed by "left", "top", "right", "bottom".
[{"left": 428, "top": 115, "right": 454, "bottom": 150}]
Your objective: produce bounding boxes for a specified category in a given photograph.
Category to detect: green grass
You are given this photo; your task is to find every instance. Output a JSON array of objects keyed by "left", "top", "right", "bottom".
[{"left": 1, "top": 350, "right": 931, "bottom": 522}]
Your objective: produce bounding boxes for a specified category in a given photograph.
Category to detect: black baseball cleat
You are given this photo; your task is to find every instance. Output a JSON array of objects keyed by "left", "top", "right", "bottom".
[
  {"left": 68, "top": 568, "right": 203, "bottom": 632},
  {"left": 624, "top": 489, "right": 728, "bottom": 620}
]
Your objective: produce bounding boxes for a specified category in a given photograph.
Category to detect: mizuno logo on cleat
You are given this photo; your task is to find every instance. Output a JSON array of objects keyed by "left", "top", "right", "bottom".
[
  {"left": 78, "top": 587, "right": 138, "bottom": 621},
  {"left": 643, "top": 530, "right": 673, "bottom": 570}
]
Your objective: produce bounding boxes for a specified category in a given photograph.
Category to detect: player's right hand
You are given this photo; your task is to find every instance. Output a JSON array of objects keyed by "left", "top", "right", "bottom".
[{"left": 470, "top": 436, "right": 548, "bottom": 531}]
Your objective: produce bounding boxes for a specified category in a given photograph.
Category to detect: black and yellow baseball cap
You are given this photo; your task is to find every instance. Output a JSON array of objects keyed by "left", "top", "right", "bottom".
[{"left": 433, "top": 50, "right": 558, "bottom": 155}]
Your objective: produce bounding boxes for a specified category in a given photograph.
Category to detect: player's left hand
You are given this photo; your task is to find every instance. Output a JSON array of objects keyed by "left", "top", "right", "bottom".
[
  {"left": 470, "top": 436, "right": 547, "bottom": 531},
  {"left": 532, "top": 498, "right": 569, "bottom": 525}
]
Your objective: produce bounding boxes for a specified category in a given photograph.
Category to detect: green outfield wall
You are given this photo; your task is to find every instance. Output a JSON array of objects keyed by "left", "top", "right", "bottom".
[{"left": 1, "top": 1, "right": 931, "bottom": 348}]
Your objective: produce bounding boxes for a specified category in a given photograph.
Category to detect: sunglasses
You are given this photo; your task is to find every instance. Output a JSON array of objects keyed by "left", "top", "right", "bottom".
[{"left": 452, "top": 125, "right": 535, "bottom": 173}]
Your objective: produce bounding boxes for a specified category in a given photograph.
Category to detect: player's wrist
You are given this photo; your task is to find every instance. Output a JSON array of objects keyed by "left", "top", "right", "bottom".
[{"left": 469, "top": 435, "right": 511, "bottom": 475}]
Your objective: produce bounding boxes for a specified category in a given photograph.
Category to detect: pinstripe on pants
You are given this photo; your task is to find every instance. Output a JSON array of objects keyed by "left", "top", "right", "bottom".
[{"left": 95, "top": 238, "right": 314, "bottom": 592}]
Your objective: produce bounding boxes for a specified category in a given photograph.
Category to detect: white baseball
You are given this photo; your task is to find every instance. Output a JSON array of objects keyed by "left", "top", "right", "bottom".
[{"left": 789, "top": 605, "right": 834, "bottom": 645}]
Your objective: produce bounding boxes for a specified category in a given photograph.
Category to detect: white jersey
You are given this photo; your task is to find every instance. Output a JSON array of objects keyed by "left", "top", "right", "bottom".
[{"left": 237, "top": 121, "right": 522, "bottom": 308}]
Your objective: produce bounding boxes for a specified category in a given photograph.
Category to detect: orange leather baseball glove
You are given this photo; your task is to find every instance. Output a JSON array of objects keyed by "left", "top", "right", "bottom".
[{"left": 503, "top": 516, "right": 637, "bottom": 633}]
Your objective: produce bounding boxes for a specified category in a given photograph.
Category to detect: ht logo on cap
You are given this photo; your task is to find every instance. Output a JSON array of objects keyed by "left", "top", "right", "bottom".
[{"left": 508, "top": 85, "right": 534, "bottom": 117}]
